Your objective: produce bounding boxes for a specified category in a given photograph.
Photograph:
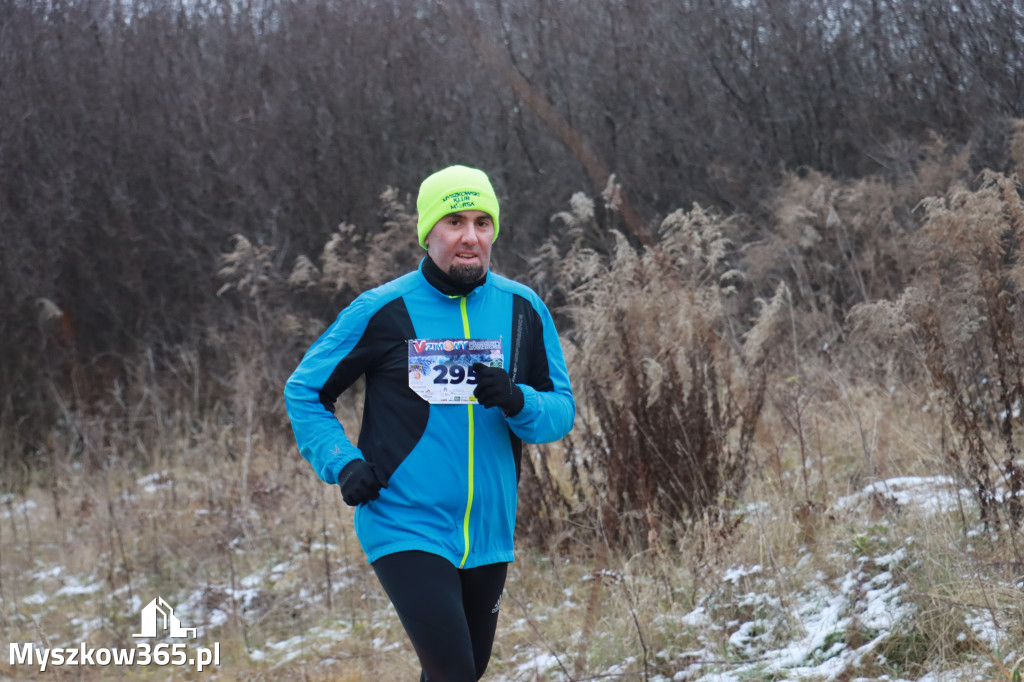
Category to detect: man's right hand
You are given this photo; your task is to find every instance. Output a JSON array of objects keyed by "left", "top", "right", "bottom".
[{"left": 338, "top": 459, "right": 386, "bottom": 506}]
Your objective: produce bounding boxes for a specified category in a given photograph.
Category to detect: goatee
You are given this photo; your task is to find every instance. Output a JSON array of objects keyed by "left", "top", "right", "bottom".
[{"left": 448, "top": 263, "right": 486, "bottom": 285}]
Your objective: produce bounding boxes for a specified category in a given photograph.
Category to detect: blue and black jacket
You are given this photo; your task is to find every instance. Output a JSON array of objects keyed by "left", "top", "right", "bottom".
[{"left": 284, "top": 258, "right": 575, "bottom": 568}]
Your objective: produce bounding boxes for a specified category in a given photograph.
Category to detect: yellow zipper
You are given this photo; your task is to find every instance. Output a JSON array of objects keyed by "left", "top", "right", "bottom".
[{"left": 458, "top": 295, "right": 474, "bottom": 568}]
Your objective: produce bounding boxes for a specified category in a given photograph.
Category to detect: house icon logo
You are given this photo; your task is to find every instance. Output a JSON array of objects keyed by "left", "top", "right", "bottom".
[{"left": 132, "top": 597, "right": 197, "bottom": 639}]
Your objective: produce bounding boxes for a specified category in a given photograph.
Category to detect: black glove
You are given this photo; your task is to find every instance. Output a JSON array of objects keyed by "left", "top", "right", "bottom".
[
  {"left": 472, "top": 362, "right": 525, "bottom": 417},
  {"left": 337, "top": 459, "right": 386, "bottom": 506}
]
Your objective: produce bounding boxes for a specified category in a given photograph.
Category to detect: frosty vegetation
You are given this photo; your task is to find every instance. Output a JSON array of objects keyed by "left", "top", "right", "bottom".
[{"left": 3, "top": 1, "right": 1024, "bottom": 680}]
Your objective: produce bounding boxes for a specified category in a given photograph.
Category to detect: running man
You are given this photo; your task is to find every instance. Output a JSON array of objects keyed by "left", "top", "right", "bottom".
[{"left": 284, "top": 164, "right": 575, "bottom": 680}]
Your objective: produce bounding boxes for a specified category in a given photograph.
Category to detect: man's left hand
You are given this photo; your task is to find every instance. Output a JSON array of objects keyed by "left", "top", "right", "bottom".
[{"left": 472, "top": 362, "right": 524, "bottom": 417}]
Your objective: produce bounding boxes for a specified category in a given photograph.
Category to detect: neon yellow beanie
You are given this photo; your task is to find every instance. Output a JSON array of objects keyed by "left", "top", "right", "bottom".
[{"left": 416, "top": 165, "right": 500, "bottom": 249}]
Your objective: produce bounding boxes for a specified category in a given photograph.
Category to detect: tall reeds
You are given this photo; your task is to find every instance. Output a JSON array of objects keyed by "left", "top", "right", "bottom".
[{"left": 526, "top": 196, "right": 784, "bottom": 549}]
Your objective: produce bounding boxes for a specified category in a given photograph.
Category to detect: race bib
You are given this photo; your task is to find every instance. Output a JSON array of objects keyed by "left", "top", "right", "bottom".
[{"left": 408, "top": 338, "right": 504, "bottom": 404}]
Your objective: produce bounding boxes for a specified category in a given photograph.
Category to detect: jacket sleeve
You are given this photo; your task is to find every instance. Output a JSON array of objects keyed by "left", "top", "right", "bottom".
[
  {"left": 506, "top": 297, "right": 575, "bottom": 444},
  {"left": 283, "top": 295, "right": 376, "bottom": 484}
]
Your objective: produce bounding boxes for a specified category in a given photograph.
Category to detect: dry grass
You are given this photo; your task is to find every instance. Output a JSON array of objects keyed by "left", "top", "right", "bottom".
[
  {"left": 4, "top": 137, "right": 1024, "bottom": 681},
  {"left": 525, "top": 197, "right": 782, "bottom": 552},
  {"left": 2, "top": 360, "right": 1023, "bottom": 680},
  {"left": 0, "top": 404, "right": 415, "bottom": 680},
  {"left": 851, "top": 170, "right": 1024, "bottom": 541}
]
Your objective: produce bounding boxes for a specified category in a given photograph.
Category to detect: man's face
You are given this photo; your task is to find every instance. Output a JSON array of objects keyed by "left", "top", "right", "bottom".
[{"left": 424, "top": 210, "right": 494, "bottom": 284}]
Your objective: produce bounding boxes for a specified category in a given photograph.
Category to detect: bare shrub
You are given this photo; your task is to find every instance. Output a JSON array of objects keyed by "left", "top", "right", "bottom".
[
  {"left": 743, "top": 169, "right": 915, "bottom": 362},
  {"left": 1011, "top": 119, "right": 1024, "bottom": 177},
  {"left": 849, "top": 171, "right": 1024, "bottom": 546},
  {"left": 530, "top": 195, "right": 783, "bottom": 550},
  {"left": 913, "top": 133, "right": 974, "bottom": 200},
  {"left": 5, "top": 0, "right": 1024, "bottom": 476},
  {"left": 294, "top": 187, "right": 421, "bottom": 301}
]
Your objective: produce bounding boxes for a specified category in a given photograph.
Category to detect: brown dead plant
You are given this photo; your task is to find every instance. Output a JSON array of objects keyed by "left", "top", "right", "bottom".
[
  {"left": 534, "top": 194, "right": 784, "bottom": 551},
  {"left": 850, "top": 170, "right": 1024, "bottom": 551}
]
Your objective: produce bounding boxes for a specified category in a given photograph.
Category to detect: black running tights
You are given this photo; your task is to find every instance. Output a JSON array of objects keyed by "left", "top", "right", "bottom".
[{"left": 372, "top": 551, "right": 508, "bottom": 682}]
